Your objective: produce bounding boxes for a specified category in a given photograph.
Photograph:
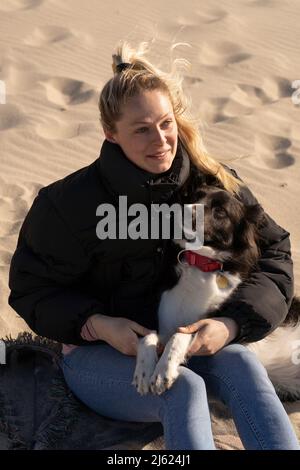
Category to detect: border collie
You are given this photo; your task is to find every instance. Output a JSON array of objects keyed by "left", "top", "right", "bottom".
[{"left": 133, "top": 184, "right": 300, "bottom": 399}]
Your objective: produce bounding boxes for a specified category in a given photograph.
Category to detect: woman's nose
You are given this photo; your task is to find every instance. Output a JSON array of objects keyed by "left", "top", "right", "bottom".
[{"left": 152, "top": 127, "right": 167, "bottom": 144}]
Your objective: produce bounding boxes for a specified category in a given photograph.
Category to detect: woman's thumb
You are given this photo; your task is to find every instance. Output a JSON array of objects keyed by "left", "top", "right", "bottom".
[
  {"left": 131, "top": 322, "right": 153, "bottom": 337},
  {"left": 178, "top": 323, "right": 199, "bottom": 333}
]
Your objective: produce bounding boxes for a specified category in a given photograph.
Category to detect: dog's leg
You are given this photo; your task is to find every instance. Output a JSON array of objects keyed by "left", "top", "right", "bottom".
[
  {"left": 150, "top": 332, "right": 194, "bottom": 395},
  {"left": 132, "top": 332, "right": 159, "bottom": 395}
]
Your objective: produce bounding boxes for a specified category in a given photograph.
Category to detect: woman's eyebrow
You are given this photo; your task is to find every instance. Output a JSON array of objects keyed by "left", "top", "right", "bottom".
[{"left": 130, "top": 112, "right": 171, "bottom": 126}]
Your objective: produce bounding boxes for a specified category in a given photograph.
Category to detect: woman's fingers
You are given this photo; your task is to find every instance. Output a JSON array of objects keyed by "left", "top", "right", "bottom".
[
  {"left": 177, "top": 319, "right": 205, "bottom": 334},
  {"left": 130, "top": 321, "right": 153, "bottom": 337}
]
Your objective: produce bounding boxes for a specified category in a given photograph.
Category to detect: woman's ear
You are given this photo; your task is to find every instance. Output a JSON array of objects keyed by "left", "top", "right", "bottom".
[{"left": 104, "top": 129, "right": 118, "bottom": 144}]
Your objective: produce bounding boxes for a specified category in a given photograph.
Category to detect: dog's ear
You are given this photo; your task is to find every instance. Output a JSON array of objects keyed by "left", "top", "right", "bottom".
[
  {"left": 194, "top": 188, "right": 207, "bottom": 201},
  {"left": 179, "top": 167, "right": 208, "bottom": 203},
  {"left": 244, "top": 203, "right": 266, "bottom": 228},
  {"left": 188, "top": 187, "right": 209, "bottom": 204},
  {"left": 178, "top": 185, "right": 206, "bottom": 204}
]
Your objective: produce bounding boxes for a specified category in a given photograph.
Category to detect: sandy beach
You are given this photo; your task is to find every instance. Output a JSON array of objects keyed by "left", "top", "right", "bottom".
[{"left": 0, "top": 0, "right": 299, "bottom": 448}]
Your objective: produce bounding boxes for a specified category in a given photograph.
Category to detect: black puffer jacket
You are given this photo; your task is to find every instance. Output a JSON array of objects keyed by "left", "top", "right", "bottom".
[{"left": 8, "top": 140, "right": 294, "bottom": 345}]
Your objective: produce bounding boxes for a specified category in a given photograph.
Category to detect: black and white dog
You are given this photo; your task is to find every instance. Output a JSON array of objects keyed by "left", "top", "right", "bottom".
[{"left": 133, "top": 183, "right": 300, "bottom": 398}]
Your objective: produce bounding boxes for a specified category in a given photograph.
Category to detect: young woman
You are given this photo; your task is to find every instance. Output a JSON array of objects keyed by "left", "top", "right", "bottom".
[{"left": 8, "top": 41, "right": 299, "bottom": 450}]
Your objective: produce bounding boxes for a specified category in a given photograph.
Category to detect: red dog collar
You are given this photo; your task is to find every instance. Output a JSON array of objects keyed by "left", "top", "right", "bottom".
[{"left": 179, "top": 250, "right": 223, "bottom": 272}]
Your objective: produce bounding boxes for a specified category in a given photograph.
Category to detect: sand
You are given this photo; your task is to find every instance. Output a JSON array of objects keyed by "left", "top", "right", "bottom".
[{"left": 0, "top": 0, "right": 299, "bottom": 449}]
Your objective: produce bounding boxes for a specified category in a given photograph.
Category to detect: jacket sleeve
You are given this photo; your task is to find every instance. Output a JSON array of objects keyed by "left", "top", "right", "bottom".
[
  {"left": 8, "top": 189, "right": 105, "bottom": 345},
  {"left": 215, "top": 168, "right": 294, "bottom": 343}
]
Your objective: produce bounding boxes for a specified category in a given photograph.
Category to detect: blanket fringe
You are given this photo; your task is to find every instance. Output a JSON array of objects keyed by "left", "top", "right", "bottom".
[
  {"left": 3, "top": 332, "right": 62, "bottom": 368},
  {"left": 33, "top": 375, "right": 80, "bottom": 450}
]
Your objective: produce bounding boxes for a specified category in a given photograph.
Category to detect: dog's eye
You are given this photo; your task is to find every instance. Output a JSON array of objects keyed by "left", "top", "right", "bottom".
[{"left": 213, "top": 206, "right": 227, "bottom": 218}]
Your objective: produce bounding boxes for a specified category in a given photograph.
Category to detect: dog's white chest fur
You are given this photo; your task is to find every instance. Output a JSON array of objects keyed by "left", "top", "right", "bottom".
[{"left": 158, "top": 265, "right": 241, "bottom": 343}]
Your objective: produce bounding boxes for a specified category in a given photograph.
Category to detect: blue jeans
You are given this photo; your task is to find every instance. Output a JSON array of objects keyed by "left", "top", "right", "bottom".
[{"left": 61, "top": 343, "right": 299, "bottom": 450}]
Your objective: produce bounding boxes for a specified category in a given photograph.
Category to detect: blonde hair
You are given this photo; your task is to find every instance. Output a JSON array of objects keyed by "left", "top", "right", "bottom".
[{"left": 99, "top": 41, "right": 243, "bottom": 194}]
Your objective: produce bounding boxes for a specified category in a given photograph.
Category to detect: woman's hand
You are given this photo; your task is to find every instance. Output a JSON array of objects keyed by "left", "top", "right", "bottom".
[
  {"left": 177, "top": 317, "right": 239, "bottom": 356},
  {"left": 90, "top": 314, "right": 152, "bottom": 356}
]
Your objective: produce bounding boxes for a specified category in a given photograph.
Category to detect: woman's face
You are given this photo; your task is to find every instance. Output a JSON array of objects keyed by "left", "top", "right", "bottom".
[{"left": 104, "top": 90, "right": 178, "bottom": 174}]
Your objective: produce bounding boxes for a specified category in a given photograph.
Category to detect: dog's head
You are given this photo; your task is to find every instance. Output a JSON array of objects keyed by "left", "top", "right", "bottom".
[{"left": 177, "top": 184, "right": 266, "bottom": 278}]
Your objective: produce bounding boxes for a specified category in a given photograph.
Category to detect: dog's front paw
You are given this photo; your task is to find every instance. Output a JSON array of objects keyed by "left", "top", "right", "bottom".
[
  {"left": 132, "top": 332, "right": 159, "bottom": 395},
  {"left": 132, "top": 363, "right": 154, "bottom": 396},
  {"left": 150, "top": 363, "right": 179, "bottom": 395}
]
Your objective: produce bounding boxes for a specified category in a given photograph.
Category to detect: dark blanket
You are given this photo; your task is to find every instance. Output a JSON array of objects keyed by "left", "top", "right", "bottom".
[{"left": 0, "top": 333, "right": 162, "bottom": 450}]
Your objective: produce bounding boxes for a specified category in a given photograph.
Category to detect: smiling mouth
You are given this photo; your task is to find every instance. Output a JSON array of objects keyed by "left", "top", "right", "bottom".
[{"left": 147, "top": 150, "right": 170, "bottom": 159}]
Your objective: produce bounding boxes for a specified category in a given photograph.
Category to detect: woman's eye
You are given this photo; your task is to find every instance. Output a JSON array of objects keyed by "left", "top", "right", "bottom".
[{"left": 135, "top": 120, "right": 172, "bottom": 134}]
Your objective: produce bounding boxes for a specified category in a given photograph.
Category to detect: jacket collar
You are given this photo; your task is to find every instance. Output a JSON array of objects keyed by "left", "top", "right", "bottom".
[{"left": 96, "top": 139, "right": 190, "bottom": 206}]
